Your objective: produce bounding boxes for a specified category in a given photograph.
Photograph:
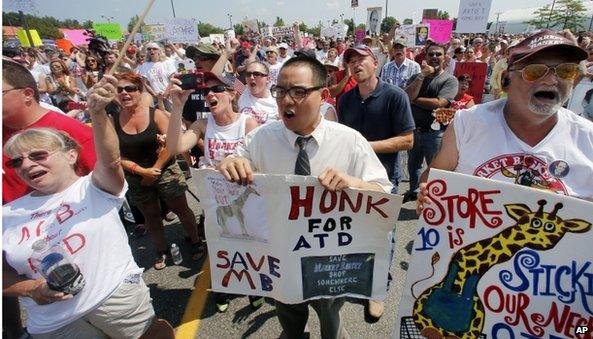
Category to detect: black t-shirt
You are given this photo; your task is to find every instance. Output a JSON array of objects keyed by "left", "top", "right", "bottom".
[
  {"left": 182, "top": 89, "right": 210, "bottom": 123},
  {"left": 407, "top": 71, "right": 458, "bottom": 131},
  {"left": 338, "top": 79, "right": 415, "bottom": 178}
]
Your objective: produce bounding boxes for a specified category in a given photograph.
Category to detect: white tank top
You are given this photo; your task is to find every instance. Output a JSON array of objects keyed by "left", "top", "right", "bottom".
[
  {"left": 204, "top": 113, "right": 248, "bottom": 167},
  {"left": 453, "top": 99, "right": 593, "bottom": 200}
]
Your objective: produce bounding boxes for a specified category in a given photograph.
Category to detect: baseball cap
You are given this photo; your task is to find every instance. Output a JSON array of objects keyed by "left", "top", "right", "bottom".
[
  {"left": 241, "top": 41, "right": 251, "bottom": 49},
  {"left": 278, "top": 43, "right": 289, "bottom": 50},
  {"left": 323, "top": 61, "right": 339, "bottom": 72},
  {"left": 202, "top": 71, "right": 234, "bottom": 88},
  {"left": 266, "top": 46, "right": 279, "bottom": 54},
  {"left": 343, "top": 44, "right": 377, "bottom": 63},
  {"left": 294, "top": 48, "right": 316, "bottom": 59},
  {"left": 393, "top": 38, "right": 407, "bottom": 47},
  {"left": 186, "top": 43, "right": 221, "bottom": 59},
  {"left": 127, "top": 46, "right": 137, "bottom": 54},
  {"left": 508, "top": 29, "right": 588, "bottom": 67}
]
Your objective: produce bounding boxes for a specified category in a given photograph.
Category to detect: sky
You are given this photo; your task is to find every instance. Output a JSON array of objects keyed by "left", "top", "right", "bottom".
[{"left": 3, "top": 0, "right": 553, "bottom": 29}]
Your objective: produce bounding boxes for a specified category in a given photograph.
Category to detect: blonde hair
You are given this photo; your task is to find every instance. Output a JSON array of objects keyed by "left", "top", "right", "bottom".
[
  {"left": 143, "top": 44, "right": 168, "bottom": 62},
  {"left": 4, "top": 128, "right": 81, "bottom": 172}
]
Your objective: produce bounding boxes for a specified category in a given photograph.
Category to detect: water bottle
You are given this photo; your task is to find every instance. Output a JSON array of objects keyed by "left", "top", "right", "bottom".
[
  {"left": 171, "top": 243, "right": 183, "bottom": 265},
  {"left": 31, "top": 240, "right": 86, "bottom": 295}
]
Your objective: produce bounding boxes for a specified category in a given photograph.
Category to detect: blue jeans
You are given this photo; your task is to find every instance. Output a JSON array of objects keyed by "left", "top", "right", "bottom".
[{"left": 407, "top": 130, "right": 444, "bottom": 193}]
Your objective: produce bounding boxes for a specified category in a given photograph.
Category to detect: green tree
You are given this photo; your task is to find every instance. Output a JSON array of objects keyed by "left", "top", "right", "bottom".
[
  {"left": 257, "top": 20, "right": 267, "bottom": 30},
  {"left": 197, "top": 22, "right": 224, "bottom": 36},
  {"left": 343, "top": 18, "right": 355, "bottom": 35},
  {"left": 83, "top": 20, "right": 93, "bottom": 29},
  {"left": 127, "top": 14, "right": 146, "bottom": 33},
  {"left": 403, "top": 18, "right": 413, "bottom": 25},
  {"left": 552, "top": 0, "right": 586, "bottom": 31},
  {"left": 524, "top": 5, "right": 557, "bottom": 29},
  {"left": 298, "top": 22, "right": 308, "bottom": 33},
  {"left": 356, "top": 23, "right": 366, "bottom": 31},
  {"left": 273, "top": 16, "right": 284, "bottom": 27},
  {"left": 380, "top": 16, "right": 398, "bottom": 34},
  {"left": 233, "top": 23, "right": 245, "bottom": 35},
  {"left": 437, "top": 11, "right": 450, "bottom": 20}
]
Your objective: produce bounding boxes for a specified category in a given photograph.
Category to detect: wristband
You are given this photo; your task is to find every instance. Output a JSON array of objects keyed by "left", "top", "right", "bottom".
[{"left": 131, "top": 163, "right": 138, "bottom": 175}]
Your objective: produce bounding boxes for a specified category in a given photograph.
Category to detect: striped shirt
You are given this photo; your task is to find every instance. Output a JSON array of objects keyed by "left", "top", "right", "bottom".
[{"left": 380, "top": 58, "right": 421, "bottom": 89}]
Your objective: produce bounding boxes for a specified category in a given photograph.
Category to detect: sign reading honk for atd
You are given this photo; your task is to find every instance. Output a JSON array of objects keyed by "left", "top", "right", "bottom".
[{"left": 192, "top": 168, "right": 402, "bottom": 304}]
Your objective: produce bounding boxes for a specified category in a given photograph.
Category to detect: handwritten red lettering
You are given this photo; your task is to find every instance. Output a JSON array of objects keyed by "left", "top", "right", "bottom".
[
  {"left": 288, "top": 186, "right": 314, "bottom": 220},
  {"left": 18, "top": 227, "right": 31, "bottom": 245}
]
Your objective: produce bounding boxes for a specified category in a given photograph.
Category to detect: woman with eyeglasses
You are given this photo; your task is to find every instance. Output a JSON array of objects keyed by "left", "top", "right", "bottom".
[
  {"left": 238, "top": 61, "right": 279, "bottom": 124},
  {"left": 167, "top": 71, "right": 259, "bottom": 312},
  {"left": 2, "top": 74, "right": 175, "bottom": 338},
  {"left": 81, "top": 55, "right": 100, "bottom": 90},
  {"left": 45, "top": 59, "right": 82, "bottom": 112},
  {"left": 109, "top": 71, "right": 204, "bottom": 270}
]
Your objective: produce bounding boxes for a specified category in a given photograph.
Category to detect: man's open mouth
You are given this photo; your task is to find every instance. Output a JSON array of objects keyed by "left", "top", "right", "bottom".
[
  {"left": 29, "top": 170, "right": 47, "bottom": 180},
  {"left": 283, "top": 110, "right": 296, "bottom": 119},
  {"left": 534, "top": 90, "right": 558, "bottom": 102}
]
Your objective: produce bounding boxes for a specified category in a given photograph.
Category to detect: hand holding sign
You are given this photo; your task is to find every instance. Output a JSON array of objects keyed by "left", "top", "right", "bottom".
[{"left": 218, "top": 156, "right": 254, "bottom": 186}]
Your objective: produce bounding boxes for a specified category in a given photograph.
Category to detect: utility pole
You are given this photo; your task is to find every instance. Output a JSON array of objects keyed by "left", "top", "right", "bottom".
[
  {"left": 170, "top": 0, "right": 176, "bottom": 18},
  {"left": 340, "top": 13, "right": 344, "bottom": 23},
  {"left": 18, "top": 10, "right": 34, "bottom": 47},
  {"left": 385, "top": 0, "right": 388, "bottom": 19},
  {"left": 546, "top": 0, "right": 556, "bottom": 29},
  {"left": 227, "top": 14, "right": 233, "bottom": 29},
  {"left": 495, "top": 12, "right": 501, "bottom": 33}
]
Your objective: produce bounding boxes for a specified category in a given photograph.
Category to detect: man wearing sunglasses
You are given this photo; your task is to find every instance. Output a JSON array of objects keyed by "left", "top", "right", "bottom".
[
  {"left": 403, "top": 43, "right": 459, "bottom": 203},
  {"left": 416, "top": 29, "right": 593, "bottom": 213}
]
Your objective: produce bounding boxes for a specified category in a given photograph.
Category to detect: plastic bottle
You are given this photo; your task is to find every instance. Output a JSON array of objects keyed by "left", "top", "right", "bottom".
[
  {"left": 170, "top": 243, "right": 183, "bottom": 265},
  {"left": 31, "top": 239, "right": 86, "bottom": 295}
]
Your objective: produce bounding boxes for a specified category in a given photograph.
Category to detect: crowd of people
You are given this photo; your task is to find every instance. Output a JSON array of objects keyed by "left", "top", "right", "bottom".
[{"left": 2, "top": 17, "right": 593, "bottom": 339}]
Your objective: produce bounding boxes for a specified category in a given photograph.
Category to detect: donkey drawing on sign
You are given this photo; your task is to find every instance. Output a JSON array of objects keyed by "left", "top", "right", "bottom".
[{"left": 216, "top": 186, "right": 260, "bottom": 236}]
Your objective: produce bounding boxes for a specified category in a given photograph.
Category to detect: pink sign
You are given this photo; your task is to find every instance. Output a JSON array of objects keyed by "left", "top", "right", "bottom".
[
  {"left": 421, "top": 19, "right": 453, "bottom": 44},
  {"left": 61, "top": 29, "right": 89, "bottom": 46}
]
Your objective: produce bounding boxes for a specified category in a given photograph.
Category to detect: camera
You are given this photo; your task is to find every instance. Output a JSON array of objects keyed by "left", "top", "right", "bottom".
[{"left": 176, "top": 72, "right": 205, "bottom": 90}]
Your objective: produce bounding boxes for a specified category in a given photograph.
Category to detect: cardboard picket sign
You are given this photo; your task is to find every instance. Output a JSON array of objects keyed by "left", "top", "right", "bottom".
[
  {"left": 394, "top": 169, "right": 593, "bottom": 339},
  {"left": 146, "top": 24, "right": 166, "bottom": 41},
  {"left": 456, "top": 0, "right": 492, "bottom": 33},
  {"left": 454, "top": 61, "right": 488, "bottom": 104},
  {"left": 17, "top": 29, "right": 43, "bottom": 47},
  {"left": 92, "top": 23, "right": 123, "bottom": 41},
  {"left": 165, "top": 18, "right": 199, "bottom": 43},
  {"left": 421, "top": 19, "right": 453, "bottom": 44},
  {"left": 56, "top": 39, "right": 74, "bottom": 54},
  {"left": 192, "top": 169, "right": 403, "bottom": 304},
  {"left": 61, "top": 29, "right": 89, "bottom": 46}
]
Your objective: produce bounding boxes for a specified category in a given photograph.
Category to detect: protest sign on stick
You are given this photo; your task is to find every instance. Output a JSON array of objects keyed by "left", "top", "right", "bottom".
[
  {"left": 421, "top": 19, "right": 453, "bottom": 44},
  {"left": 568, "top": 81, "right": 593, "bottom": 120},
  {"left": 62, "top": 29, "right": 89, "bottom": 46},
  {"left": 17, "top": 29, "right": 42, "bottom": 47},
  {"left": 192, "top": 169, "right": 402, "bottom": 304},
  {"left": 394, "top": 169, "right": 593, "bottom": 339},
  {"left": 454, "top": 61, "right": 487, "bottom": 103},
  {"left": 165, "top": 18, "right": 199, "bottom": 43},
  {"left": 146, "top": 24, "right": 166, "bottom": 41},
  {"left": 456, "top": 0, "right": 492, "bottom": 33},
  {"left": 366, "top": 7, "right": 382, "bottom": 36}
]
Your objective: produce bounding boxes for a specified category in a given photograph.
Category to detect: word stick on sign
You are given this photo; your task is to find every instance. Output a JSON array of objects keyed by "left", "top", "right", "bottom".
[
  {"left": 92, "top": 23, "right": 123, "bottom": 41},
  {"left": 421, "top": 19, "right": 453, "bottom": 44},
  {"left": 271, "top": 26, "right": 295, "bottom": 38},
  {"left": 165, "top": 18, "right": 199, "bottom": 43},
  {"left": 192, "top": 169, "right": 403, "bottom": 304},
  {"left": 454, "top": 61, "right": 487, "bottom": 103},
  {"left": 456, "top": 0, "right": 492, "bottom": 33},
  {"left": 394, "top": 169, "right": 593, "bottom": 339},
  {"left": 17, "top": 29, "right": 42, "bottom": 47}
]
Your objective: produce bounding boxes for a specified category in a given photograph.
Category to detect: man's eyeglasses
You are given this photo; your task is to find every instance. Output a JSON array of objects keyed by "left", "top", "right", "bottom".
[
  {"left": 203, "top": 85, "right": 229, "bottom": 94},
  {"left": 245, "top": 71, "right": 268, "bottom": 78},
  {"left": 117, "top": 85, "right": 139, "bottom": 93},
  {"left": 270, "top": 85, "right": 323, "bottom": 99},
  {"left": 6, "top": 150, "right": 60, "bottom": 169},
  {"left": 508, "top": 63, "right": 580, "bottom": 82},
  {"left": 427, "top": 52, "right": 443, "bottom": 57},
  {"left": 2, "top": 87, "right": 25, "bottom": 95}
]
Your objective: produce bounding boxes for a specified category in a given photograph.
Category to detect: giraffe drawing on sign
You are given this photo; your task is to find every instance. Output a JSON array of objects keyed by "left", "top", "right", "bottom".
[
  {"left": 216, "top": 186, "right": 260, "bottom": 237},
  {"left": 410, "top": 200, "right": 591, "bottom": 339}
]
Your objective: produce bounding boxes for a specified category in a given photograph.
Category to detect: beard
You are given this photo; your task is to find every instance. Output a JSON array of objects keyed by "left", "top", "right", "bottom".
[{"left": 527, "top": 87, "right": 571, "bottom": 116}]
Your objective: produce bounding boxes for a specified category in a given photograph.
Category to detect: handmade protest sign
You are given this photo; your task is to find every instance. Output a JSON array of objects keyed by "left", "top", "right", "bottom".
[
  {"left": 568, "top": 81, "right": 593, "bottom": 121},
  {"left": 165, "top": 18, "right": 199, "bottom": 43},
  {"left": 421, "top": 19, "right": 453, "bottom": 44},
  {"left": 271, "top": 26, "right": 295, "bottom": 38},
  {"left": 454, "top": 61, "right": 487, "bottom": 103},
  {"left": 366, "top": 7, "right": 382, "bottom": 36},
  {"left": 17, "top": 29, "right": 42, "bottom": 47},
  {"left": 394, "top": 169, "right": 593, "bottom": 339},
  {"left": 146, "top": 24, "right": 166, "bottom": 41},
  {"left": 395, "top": 25, "right": 417, "bottom": 48},
  {"left": 192, "top": 169, "right": 402, "bottom": 304},
  {"left": 92, "top": 22, "right": 123, "bottom": 41},
  {"left": 456, "top": 0, "right": 492, "bottom": 33},
  {"left": 242, "top": 20, "right": 259, "bottom": 34},
  {"left": 61, "top": 29, "right": 88, "bottom": 46}
]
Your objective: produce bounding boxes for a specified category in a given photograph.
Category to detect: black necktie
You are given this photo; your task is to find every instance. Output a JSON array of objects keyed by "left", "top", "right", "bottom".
[{"left": 295, "top": 136, "right": 311, "bottom": 175}]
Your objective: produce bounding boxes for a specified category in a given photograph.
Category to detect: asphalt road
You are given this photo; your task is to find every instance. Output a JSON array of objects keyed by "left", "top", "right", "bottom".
[{"left": 129, "top": 174, "right": 421, "bottom": 339}]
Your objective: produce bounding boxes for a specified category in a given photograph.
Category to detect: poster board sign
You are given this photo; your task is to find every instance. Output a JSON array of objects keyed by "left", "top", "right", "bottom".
[
  {"left": 224, "top": 29, "right": 236, "bottom": 41},
  {"left": 61, "top": 29, "right": 88, "bottom": 46},
  {"left": 55, "top": 39, "right": 74, "bottom": 54},
  {"left": 414, "top": 25, "right": 430, "bottom": 47},
  {"left": 192, "top": 169, "right": 403, "bottom": 304},
  {"left": 366, "top": 7, "right": 382, "bottom": 36},
  {"left": 333, "top": 24, "right": 348, "bottom": 39},
  {"left": 568, "top": 80, "right": 593, "bottom": 121},
  {"left": 17, "top": 29, "right": 42, "bottom": 47},
  {"left": 271, "top": 26, "right": 295, "bottom": 38},
  {"left": 454, "top": 61, "right": 487, "bottom": 103},
  {"left": 321, "top": 27, "right": 336, "bottom": 38},
  {"left": 146, "top": 24, "right": 166, "bottom": 41},
  {"left": 456, "top": 0, "right": 492, "bottom": 33},
  {"left": 421, "top": 19, "right": 453, "bottom": 44},
  {"left": 242, "top": 20, "right": 259, "bottom": 34},
  {"left": 422, "top": 9, "right": 439, "bottom": 20},
  {"left": 92, "top": 22, "right": 123, "bottom": 41},
  {"left": 209, "top": 34, "right": 225, "bottom": 44},
  {"left": 165, "top": 18, "right": 199, "bottom": 43},
  {"left": 394, "top": 169, "right": 593, "bottom": 339},
  {"left": 395, "top": 25, "right": 417, "bottom": 48}
]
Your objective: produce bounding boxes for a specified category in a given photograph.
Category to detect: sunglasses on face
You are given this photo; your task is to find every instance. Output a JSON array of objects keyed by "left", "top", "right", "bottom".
[
  {"left": 203, "top": 85, "right": 228, "bottom": 94},
  {"left": 245, "top": 71, "right": 268, "bottom": 78},
  {"left": 117, "top": 85, "right": 139, "bottom": 93},
  {"left": 147, "top": 47, "right": 159, "bottom": 50},
  {"left": 508, "top": 63, "right": 580, "bottom": 82},
  {"left": 427, "top": 52, "right": 443, "bottom": 57},
  {"left": 194, "top": 55, "right": 215, "bottom": 62},
  {"left": 6, "top": 150, "right": 59, "bottom": 169},
  {"left": 270, "top": 85, "right": 323, "bottom": 99}
]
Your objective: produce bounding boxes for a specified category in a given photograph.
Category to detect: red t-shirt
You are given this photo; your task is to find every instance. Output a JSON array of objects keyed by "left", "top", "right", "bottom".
[
  {"left": 2, "top": 111, "right": 97, "bottom": 204},
  {"left": 333, "top": 70, "right": 358, "bottom": 112},
  {"left": 451, "top": 93, "right": 475, "bottom": 110}
]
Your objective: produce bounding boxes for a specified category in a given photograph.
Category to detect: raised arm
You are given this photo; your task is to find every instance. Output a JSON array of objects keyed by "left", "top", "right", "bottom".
[
  {"left": 166, "top": 78, "right": 202, "bottom": 155},
  {"left": 86, "top": 75, "right": 126, "bottom": 195}
]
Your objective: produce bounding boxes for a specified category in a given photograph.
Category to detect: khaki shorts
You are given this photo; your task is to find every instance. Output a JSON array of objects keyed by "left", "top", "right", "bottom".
[
  {"left": 126, "top": 161, "right": 188, "bottom": 206},
  {"left": 32, "top": 277, "right": 155, "bottom": 339}
]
